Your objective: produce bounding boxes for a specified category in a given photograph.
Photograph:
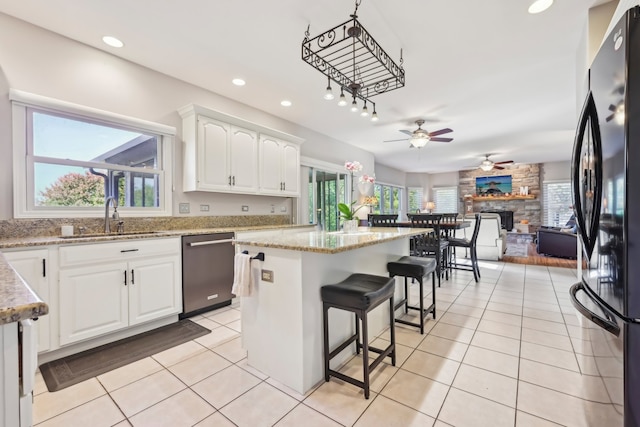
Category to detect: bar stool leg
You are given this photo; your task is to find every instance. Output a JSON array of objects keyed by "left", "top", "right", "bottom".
[
  {"left": 360, "top": 310, "right": 370, "bottom": 399},
  {"left": 431, "top": 270, "right": 436, "bottom": 319},
  {"left": 418, "top": 275, "right": 425, "bottom": 334},
  {"left": 403, "top": 277, "right": 409, "bottom": 313},
  {"left": 355, "top": 313, "right": 361, "bottom": 354},
  {"left": 389, "top": 297, "right": 396, "bottom": 366},
  {"left": 323, "top": 302, "right": 330, "bottom": 382}
]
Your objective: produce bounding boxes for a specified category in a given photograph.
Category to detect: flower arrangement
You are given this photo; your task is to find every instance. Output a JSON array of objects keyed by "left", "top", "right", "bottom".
[
  {"left": 339, "top": 160, "right": 366, "bottom": 221},
  {"left": 344, "top": 161, "right": 363, "bottom": 173}
]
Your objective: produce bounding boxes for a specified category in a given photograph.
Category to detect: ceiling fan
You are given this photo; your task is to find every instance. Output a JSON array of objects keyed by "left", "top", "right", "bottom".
[
  {"left": 383, "top": 119, "right": 453, "bottom": 148},
  {"left": 479, "top": 155, "right": 514, "bottom": 171}
]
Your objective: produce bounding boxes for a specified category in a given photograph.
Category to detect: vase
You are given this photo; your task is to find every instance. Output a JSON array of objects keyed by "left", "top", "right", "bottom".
[
  {"left": 358, "top": 181, "right": 373, "bottom": 196},
  {"left": 343, "top": 219, "right": 359, "bottom": 233}
]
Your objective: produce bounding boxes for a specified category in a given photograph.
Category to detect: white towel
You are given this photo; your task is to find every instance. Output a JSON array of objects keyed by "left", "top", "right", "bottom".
[{"left": 232, "top": 253, "right": 253, "bottom": 297}]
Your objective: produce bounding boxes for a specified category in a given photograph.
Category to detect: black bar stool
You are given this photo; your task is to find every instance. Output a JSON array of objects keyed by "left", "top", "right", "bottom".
[
  {"left": 321, "top": 273, "right": 396, "bottom": 399},
  {"left": 387, "top": 256, "right": 437, "bottom": 334},
  {"left": 449, "top": 213, "right": 482, "bottom": 282}
]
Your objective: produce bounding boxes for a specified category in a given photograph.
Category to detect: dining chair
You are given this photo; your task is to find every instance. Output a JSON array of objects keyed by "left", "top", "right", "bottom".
[
  {"left": 368, "top": 214, "right": 398, "bottom": 227},
  {"left": 448, "top": 213, "right": 482, "bottom": 282},
  {"left": 409, "top": 214, "right": 449, "bottom": 287}
]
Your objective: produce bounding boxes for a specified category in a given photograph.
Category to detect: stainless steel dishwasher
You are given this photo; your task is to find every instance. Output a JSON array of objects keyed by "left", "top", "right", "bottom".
[{"left": 181, "top": 232, "right": 235, "bottom": 317}]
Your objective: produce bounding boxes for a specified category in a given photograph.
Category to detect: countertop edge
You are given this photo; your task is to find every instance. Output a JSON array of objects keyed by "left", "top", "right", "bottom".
[{"left": 0, "top": 253, "right": 49, "bottom": 326}]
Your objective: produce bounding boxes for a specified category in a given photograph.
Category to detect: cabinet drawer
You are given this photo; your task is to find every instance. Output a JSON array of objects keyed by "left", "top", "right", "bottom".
[{"left": 59, "top": 237, "right": 180, "bottom": 268}]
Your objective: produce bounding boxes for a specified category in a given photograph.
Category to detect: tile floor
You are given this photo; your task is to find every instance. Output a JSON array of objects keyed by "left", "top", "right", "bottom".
[{"left": 32, "top": 261, "right": 622, "bottom": 427}]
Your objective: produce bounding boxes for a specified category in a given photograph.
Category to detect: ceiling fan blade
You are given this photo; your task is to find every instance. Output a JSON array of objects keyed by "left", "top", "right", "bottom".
[
  {"left": 430, "top": 137, "right": 453, "bottom": 143},
  {"left": 494, "top": 160, "right": 514, "bottom": 165},
  {"left": 399, "top": 129, "right": 413, "bottom": 136},
  {"left": 606, "top": 113, "right": 615, "bottom": 122},
  {"left": 609, "top": 104, "right": 617, "bottom": 112},
  {"left": 493, "top": 165, "right": 505, "bottom": 170},
  {"left": 428, "top": 128, "right": 453, "bottom": 137},
  {"left": 383, "top": 138, "right": 409, "bottom": 143}
]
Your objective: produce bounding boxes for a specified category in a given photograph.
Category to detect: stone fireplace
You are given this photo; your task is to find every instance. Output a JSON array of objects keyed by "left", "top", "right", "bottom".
[{"left": 458, "top": 164, "right": 541, "bottom": 232}]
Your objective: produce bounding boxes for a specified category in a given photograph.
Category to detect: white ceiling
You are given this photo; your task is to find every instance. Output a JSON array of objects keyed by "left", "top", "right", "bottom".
[{"left": 0, "top": 0, "right": 610, "bottom": 173}]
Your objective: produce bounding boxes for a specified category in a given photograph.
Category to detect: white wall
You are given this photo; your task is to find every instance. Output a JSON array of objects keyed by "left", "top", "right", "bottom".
[
  {"left": 541, "top": 161, "right": 571, "bottom": 182},
  {"left": 0, "top": 13, "right": 374, "bottom": 220}
]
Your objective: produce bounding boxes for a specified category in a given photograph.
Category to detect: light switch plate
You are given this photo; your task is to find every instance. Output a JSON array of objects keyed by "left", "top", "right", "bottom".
[
  {"left": 261, "top": 269, "right": 273, "bottom": 282},
  {"left": 242, "top": 205, "right": 249, "bottom": 212},
  {"left": 200, "top": 204, "right": 210, "bottom": 212},
  {"left": 179, "top": 203, "right": 190, "bottom": 214}
]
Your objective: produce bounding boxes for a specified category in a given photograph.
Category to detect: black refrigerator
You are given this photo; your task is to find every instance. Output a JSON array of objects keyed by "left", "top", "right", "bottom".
[{"left": 570, "top": 6, "right": 640, "bottom": 427}]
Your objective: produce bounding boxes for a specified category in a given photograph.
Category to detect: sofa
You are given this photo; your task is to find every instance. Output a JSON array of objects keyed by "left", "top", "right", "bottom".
[
  {"left": 461, "top": 213, "right": 507, "bottom": 260},
  {"left": 536, "top": 227, "right": 578, "bottom": 259}
]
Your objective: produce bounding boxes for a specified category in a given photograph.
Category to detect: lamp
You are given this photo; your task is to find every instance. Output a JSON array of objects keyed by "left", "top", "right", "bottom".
[
  {"left": 302, "top": 0, "right": 405, "bottom": 122},
  {"left": 528, "top": 0, "right": 553, "bottom": 14},
  {"left": 425, "top": 201, "right": 436, "bottom": 213}
]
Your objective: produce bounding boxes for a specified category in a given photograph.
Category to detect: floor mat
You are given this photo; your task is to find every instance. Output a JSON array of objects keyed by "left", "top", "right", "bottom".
[{"left": 39, "top": 319, "right": 210, "bottom": 392}]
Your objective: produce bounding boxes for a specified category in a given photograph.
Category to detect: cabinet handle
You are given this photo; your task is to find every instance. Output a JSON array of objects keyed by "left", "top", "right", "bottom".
[
  {"left": 131, "top": 269, "right": 135, "bottom": 285},
  {"left": 124, "top": 270, "right": 127, "bottom": 286},
  {"left": 282, "top": 182, "right": 285, "bottom": 191},
  {"left": 232, "top": 176, "right": 236, "bottom": 186},
  {"left": 120, "top": 249, "right": 139, "bottom": 253},
  {"left": 42, "top": 259, "right": 46, "bottom": 278},
  {"left": 228, "top": 175, "right": 232, "bottom": 185}
]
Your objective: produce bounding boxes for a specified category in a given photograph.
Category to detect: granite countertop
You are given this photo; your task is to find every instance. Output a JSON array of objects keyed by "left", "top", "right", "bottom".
[
  {"left": 0, "top": 254, "right": 48, "bottom": 325},
  {"left": 0, "top": 224, "right": 308, "bottom": 249},
  {"left": 233, "top": 227, "right": 426, "bottom": 254}
]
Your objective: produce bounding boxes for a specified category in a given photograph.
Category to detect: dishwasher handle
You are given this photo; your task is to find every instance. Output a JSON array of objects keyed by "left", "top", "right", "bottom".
[{"left": 187, "top": 238, "right": 234, "bottom": 247}]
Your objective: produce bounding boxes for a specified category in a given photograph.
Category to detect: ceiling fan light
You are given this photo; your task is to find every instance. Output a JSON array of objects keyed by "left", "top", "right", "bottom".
[
  {"left": 528, "top": 0, "right": 553, "bottom": 14},
  {"left": 480, "top": 161, "right": 494, "bottom": 172},
  {"left": 410, "top": 135, "right": 429, "bottom": 148}
]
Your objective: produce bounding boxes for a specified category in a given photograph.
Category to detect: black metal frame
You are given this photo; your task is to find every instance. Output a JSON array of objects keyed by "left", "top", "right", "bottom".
[
  {"left": 301, "top": 1, "right": 405, "bottom": 111},
  {"left": 389, "top": 266, "right": 436, "bottom": 334}
]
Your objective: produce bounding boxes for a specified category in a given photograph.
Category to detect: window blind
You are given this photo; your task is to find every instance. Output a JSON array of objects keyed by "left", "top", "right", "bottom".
[{"left": 432, "top": 186, "right": 458, "bottom": 213}]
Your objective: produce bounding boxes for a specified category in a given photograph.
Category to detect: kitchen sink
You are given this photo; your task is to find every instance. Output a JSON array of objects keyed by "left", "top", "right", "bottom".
[{"left": 58, "top": 231, "right": 164, "bottom": 239}]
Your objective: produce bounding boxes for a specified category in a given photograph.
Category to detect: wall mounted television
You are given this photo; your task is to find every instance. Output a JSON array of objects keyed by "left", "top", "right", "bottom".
[{"left": 475, "top": 175, "right": 512, "bottom": 195}]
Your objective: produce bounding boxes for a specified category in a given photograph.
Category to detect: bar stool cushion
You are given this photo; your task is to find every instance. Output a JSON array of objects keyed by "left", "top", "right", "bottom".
[
  {"left": 321, "top": 273, "right": 395, "bottom": 311},
  {"left": 387, "top": 256, "right": 437, "bottom": 278}
]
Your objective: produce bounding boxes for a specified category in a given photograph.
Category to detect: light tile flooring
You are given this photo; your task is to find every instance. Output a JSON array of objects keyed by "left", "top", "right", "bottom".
[{"left": 32, "top": 261, "right": 622, "bottom": 426}]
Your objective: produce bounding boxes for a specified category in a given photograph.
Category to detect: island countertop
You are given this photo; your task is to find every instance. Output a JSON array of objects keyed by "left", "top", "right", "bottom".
[
  {"left": 0, "top": 254, "right": 48, "bottom": 325},
  {"left": 233, "top": 226, "right": 426, "bottom": 254}
]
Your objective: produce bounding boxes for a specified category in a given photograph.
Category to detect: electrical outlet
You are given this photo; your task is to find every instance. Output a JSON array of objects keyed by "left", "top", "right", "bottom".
[
  {"left": 242, "top": 205, "right": 249, "bottom": 212},
  {"left": 200, "top": 204, "right": 210, "bottom": 212},
  {"left": 270, "top": 204, "right": 275, "bottom": 213},
  {"left": 261, "top": 269, "right": 273, "bottom": 282},
  {"left": 179, "top": 203, "right": 190, "bottom": 214}
]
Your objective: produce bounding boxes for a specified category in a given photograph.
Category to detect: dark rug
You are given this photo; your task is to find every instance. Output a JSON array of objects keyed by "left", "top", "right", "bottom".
[{"left": 40, "top": 319, "right": 210, "bottom": 392}]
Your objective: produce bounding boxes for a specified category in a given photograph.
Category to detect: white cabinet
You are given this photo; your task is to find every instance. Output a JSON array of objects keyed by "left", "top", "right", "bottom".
[
  {"left": 58, "top": 238, "right": 181, "bottom": 346},
  {"left": 259, "top": 135, "right": 300, "bottom": 196},
  {"left": 3, "top": 249, "right": 51, "bottom": 352},
  {"left": 179, "top": 104, "right": 303, "bottom": 197}
]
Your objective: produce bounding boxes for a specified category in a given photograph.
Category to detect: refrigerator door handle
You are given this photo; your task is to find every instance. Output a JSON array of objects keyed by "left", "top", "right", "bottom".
[{"left": 570, "top": 282, "right": 620, "bottom": 336}]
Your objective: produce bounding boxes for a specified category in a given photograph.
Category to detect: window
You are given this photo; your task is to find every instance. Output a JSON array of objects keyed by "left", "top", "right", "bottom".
[
  {"left": 11, "top": 90, "right": 175, "bottom": 217},
  {"left": 306, "top": 167, "right": 346, "bottom": 231},
  {"left": 542, "top": 181, "right": 572, "bottom": 226},
  {"left": 432, "top": 186, "right": 458, "bottom": 213},
  {"left": 407, "top": 187, "right": 423, "bottom": 214},
  {"left": 372, "top": 184, "right": 402, "bottom": 215}
]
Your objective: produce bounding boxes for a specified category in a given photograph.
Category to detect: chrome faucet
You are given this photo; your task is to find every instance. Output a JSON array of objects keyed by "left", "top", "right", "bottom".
[{"left": 104, "top": 197, "right": 120, "bottom": 233}]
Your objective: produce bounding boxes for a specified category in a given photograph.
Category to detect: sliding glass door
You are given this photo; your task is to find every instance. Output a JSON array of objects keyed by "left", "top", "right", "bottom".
[{"left": 307, "top": 168, "right": 347, "bottom": 231}]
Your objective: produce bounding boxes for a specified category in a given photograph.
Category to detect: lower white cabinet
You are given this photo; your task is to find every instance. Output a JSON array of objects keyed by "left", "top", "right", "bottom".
[
  {"left": 3, "top": 249, "right": 51, "bottom": 353},
  {"left": 58, "top": 238, "right": 181, "bottom": 346}
]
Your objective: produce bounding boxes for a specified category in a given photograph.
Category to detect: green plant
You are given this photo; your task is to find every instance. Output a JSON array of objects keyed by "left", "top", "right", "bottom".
[{"left": 338, "top": 202, "right": 365, "bottom": 221}]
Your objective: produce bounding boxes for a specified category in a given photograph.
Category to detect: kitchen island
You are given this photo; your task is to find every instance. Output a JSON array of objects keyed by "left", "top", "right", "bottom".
[{"left": 233, "top": 226, "right": 426, "bottom": 394}]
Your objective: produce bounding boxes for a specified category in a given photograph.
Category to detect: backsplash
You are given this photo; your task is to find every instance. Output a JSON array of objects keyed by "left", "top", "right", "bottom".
[{"left": 0, "top": 215, "right": 290, "bottom": 239}]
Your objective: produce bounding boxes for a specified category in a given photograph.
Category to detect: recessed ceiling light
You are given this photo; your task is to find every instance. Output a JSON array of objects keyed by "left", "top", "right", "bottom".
[
  {"left": 232, "top": 78, "right": 246, "bottom": 86},
  {"left": 280, "top": 100, "right": 292, "bottom": 107},
  {"left": 102, "top": 36, "right": 124, "bottom": 48},
  {"left": 528, "top": 0, "right": 553, "bottom": 14}
]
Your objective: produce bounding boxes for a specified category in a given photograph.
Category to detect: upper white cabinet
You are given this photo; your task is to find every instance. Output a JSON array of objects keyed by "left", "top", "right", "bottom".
[
  {"left": 259, "top": 135, "right": 300, "bottom": 196},
  {"left": 179, "top": 104, "right": 303, "bottom": 197}
]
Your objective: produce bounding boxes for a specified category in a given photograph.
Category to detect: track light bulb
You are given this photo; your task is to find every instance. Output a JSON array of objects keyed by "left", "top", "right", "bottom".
[
  {"left": 350, "top": 99, "right": 358, "bottom": 112},
  {"left": 337, "top": 89, "right": 347, "bottom": 107},
  {"left": 360, "top": 104, "right": 369, "bottom": 117},
  {"left": 323, "top": 78, "right": 334, "bottom": 100},
  {"left": 371, "top": 111, "right": 379, "bottom": 122}
]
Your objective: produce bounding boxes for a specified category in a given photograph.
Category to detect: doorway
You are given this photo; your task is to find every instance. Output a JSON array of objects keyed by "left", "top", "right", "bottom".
[{"left": 307, "top": 168, "right": 347, "bottom": 232}]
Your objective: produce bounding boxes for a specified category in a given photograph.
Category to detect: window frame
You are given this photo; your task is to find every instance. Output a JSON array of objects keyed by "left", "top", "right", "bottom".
[
  {"left": 542, "top": 180, "right": 573, "bottom": 227},
  {"left": 11, "top": 89, "right": 175, "bottom": 218},
  {"left": 431, "top": 186, "right": 459, "bottom": 213}
]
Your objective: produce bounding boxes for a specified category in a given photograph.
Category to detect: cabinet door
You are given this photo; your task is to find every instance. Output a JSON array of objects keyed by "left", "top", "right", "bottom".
[
  {"left": 230, "top": 126, "right": 258, "bottom": 193},
  {"left": 198, "top": 117, "right": 231, "bottom": 191},
  {"left": 259, "top": 135, "right": 284, "bottom": 195},
  {"left": 3, "top": 250, "right": 50, "bottom": 352},
  {"left": 59, "top": 263, "right": 128, "bottom": 346},
  {"left": 281, "top": 142, "right": 300, "bottom": 196},
  {"left": 128, "top": 256, "right": 181, "bottom": 326}
]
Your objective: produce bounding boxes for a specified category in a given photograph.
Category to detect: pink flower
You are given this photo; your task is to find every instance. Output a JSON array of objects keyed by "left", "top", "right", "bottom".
[
  {"left": 359, "top": 174, "right": 375, "bottom": 184},
  {"left": 344, "top": 161, "right": 363, "bottom": 173}
]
